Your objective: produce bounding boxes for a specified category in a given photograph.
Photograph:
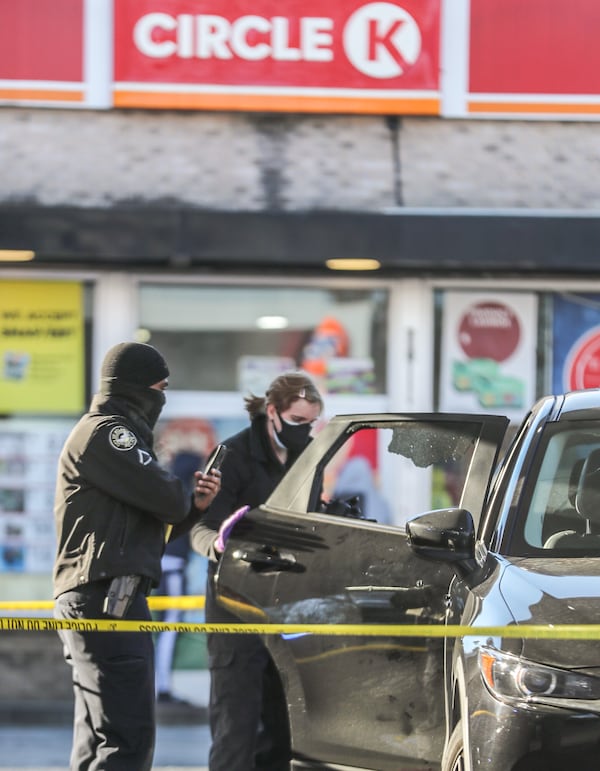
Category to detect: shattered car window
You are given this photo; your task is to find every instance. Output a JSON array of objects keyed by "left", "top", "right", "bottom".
[
  {"left": 387, "top": 423, "right": 479, "bottom": 468},
  {"left": 319, "top": 422, "right": 479, "bottom": 527}
]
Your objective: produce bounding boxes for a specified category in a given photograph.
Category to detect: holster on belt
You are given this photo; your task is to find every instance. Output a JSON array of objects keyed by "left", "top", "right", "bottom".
[{"left": 103, "top": 575, "right": 141, "bottom": 618}]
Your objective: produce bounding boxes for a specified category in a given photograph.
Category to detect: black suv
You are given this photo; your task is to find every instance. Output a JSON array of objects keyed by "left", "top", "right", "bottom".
[{"left": 216, "top": 390, "right": 600, "bottom": 770}]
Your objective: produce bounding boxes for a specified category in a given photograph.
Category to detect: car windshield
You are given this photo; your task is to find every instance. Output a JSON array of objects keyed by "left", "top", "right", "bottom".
[{"left": 510, "top": 421, "right": 600, "bottom": 556}]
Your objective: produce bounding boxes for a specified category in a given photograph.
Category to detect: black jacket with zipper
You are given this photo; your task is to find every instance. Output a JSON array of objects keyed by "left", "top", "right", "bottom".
[
  {"left": 190, "top": 413, "right": 308, "bottom": 628},
  {"left": 190, "top": 413, "right": 302, "bottom": 563},
  {"left": 53, "top": 388, "right": 201, "bottom": 599}
]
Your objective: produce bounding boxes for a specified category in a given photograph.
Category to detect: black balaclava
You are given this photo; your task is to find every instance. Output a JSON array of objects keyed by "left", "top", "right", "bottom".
[
  {"left": 99, "top": 342, "right": 169, "bottom": 432},
  {"left": 101, "top": 342, "right": 169, "bottom": 386}
]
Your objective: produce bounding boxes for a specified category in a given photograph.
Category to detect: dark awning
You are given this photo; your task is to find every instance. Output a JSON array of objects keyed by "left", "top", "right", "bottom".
[{"left": 1, "top": 204, "right": 599, "bottom": 275}]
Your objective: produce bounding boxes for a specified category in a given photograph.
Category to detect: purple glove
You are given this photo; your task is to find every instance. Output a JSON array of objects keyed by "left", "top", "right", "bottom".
[{"left": 215, "top": 505, "right": 250, "bottom": 553}]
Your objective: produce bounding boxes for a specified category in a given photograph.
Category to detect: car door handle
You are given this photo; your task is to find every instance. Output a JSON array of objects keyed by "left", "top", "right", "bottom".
[{"left": 232, "top": 546, "right": 298, "bottom": 570}]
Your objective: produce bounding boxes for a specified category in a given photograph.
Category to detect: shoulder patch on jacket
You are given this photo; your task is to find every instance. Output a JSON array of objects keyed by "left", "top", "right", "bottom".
[{"left": 109, "top": 426, "right": 137, "bottom": 451}]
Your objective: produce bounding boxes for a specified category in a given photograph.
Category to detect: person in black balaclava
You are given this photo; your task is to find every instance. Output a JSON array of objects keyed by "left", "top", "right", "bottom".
[
  {"left": 190, "top": 371, "right": 324, "bottom": 771},
  {"left": 53, "top": 342, "right": 221, "bottom": 771}
]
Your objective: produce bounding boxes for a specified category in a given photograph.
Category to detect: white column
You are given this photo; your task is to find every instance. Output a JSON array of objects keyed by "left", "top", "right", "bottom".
[
  {"left": 84, "top": 0, "right": 113, "bottom": 108},
  {"left": 92, "top": 273, "right": 139, "bottom": 390},
  {"left": 440, "top": 0, "right": 471, "bottom": 118},
  {"left": 384, "top": 280, "right": 435, "bottom": 523},
  {"left": 387, "top": 279, "right": 434, "bottom": 412}
]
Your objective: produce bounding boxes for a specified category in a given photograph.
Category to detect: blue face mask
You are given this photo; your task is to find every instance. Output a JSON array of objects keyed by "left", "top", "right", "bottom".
[{"left": 275, "top": 412, "right": 312, "bottom": 453}]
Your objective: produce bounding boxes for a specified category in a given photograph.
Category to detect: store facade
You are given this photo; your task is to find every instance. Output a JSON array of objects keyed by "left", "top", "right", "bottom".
[
  {"left": 5, "top": 264, "right": 600, "bottom": 601},
  {"left": 2, "top": 0, "right": 600, "bottom": 601}
]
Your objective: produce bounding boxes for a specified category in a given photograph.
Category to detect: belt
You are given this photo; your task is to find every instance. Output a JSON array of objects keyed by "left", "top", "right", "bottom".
[{"left": 138, "top": 576, "right": 154, "bottom": 596}]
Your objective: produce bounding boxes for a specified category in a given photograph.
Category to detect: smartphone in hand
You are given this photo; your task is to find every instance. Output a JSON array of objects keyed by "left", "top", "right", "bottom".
[{"left": 203, "top": 444, "right": 227, "bottom": 475}]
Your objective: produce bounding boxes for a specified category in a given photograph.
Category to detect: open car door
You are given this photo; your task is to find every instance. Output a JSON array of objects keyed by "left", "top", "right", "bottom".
[{"left": 215, "top": 413, "right": 508, "bottom": 770}]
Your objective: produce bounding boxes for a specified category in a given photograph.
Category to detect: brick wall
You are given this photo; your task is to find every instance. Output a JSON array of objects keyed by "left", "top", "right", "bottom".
[{"left": 2, "top": 108, "right": 598, "bottom": 211}]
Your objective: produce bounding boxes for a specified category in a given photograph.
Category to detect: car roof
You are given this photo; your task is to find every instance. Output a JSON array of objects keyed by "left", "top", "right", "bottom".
[{"left": 541, "top": 388, "right": 600, "bottom": 421}]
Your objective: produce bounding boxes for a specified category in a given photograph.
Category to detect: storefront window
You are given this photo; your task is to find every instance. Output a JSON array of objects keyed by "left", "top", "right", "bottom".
[
  {"left": 0, "top": 280, "right": 93, "bottom": 582},
  {"left": 139, "top": 284, "right": 388, "bottom": 394}
]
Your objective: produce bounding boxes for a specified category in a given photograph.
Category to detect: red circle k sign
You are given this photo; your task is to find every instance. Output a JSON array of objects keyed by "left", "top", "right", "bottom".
[{"left": 115, "top": 0, "right": 440, "bottom": 92}]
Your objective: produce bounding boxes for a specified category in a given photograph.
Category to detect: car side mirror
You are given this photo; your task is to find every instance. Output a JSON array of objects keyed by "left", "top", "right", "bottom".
[{"left": 406, "top": 508, "right": 477, "bottom": 572}]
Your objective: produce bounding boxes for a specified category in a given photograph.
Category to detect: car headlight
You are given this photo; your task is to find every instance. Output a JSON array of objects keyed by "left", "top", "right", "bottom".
[{"left": 479, "top": 646, "right": 600, "bottom": 708}]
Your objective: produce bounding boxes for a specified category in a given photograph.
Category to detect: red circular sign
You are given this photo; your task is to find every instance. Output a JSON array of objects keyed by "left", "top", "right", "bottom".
[
  {"left": 457, "top": 302, "right": 520, "bottom": 362},
  {"left": 566, "top": 328, "right": 600, "bottom": 390}
]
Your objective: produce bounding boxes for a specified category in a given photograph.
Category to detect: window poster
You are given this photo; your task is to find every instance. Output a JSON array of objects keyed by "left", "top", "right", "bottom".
[
  {"left": 439, "top": 291, "right": 537, "bottom": 421},
  {"left": 0, "top": 280, "right": 84, "bottom": 415},
  {"left": 0, "top": 419, "right": 74, "bottom": 573},
  {"left": 552, "top": 293, "right": 600, "bottom": 393}
]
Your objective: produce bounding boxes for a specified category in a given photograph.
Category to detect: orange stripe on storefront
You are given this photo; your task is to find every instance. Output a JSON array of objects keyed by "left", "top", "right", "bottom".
[
  {"left": 468, "top": 100, "right": 600, "bottom": 115},
  {"left": 0, "top": 88, "right": 84, "bottom": 103},
  {"left": 114, "top": 90, "right": 440, "bottom": 115}
]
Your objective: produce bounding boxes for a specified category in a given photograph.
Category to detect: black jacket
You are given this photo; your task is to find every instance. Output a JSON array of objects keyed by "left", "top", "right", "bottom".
[
  {"left": 53, "top": 390, "right": 201, "bottom": 598},
  {"left": 190, "top": 414, "right": 302, "bottom": 562}
]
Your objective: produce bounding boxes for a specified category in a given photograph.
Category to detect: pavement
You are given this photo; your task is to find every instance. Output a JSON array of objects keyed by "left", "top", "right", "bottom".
[
  {"left": 0, "top": 669, "right": 432, "bottom": 770},
  {"left": 0, "top": 670, "right": 211, "bottom": 770}
]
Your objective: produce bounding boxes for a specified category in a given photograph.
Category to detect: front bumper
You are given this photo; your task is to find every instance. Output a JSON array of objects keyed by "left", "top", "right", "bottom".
[{"left": 467, "top": 688, "right": 600, "bottom": 770}]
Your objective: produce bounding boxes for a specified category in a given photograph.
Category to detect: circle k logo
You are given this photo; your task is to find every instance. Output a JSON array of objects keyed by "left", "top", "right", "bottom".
[
  {"left": 131, "top": 2, "right": 423, "bottom": 80},
  {"left": 343, "top": 2, "right": 422, "bottom": 79}
]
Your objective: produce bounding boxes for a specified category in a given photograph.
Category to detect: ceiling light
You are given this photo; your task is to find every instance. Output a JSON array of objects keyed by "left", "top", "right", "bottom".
[
  {"left": 325, "top": 258, "right": 381, "bottom": 271},
  {"left": 256, "top": 315, "right": 289, "bottom": 329},
  {"left": 0, "top": 250, "right": 35, "bottom": 262},
  {"left": 134, "top": 328, "right": 152, "bottom": 343}
]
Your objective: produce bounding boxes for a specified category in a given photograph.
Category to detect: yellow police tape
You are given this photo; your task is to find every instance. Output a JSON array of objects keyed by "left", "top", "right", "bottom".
[
  {"left": 3, "top": 616, "right": 600, "bottom": 639},
  {"left": 2, "top": 596, "right": 600, "bottom": 638},
  {"left": 0, "top": 596, "right": 205, "bottom": 612}
]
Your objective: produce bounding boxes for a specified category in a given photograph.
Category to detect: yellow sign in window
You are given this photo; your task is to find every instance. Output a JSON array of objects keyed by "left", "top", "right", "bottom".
[{"left": 0, "top": 281, "right": 84, "bottom": 415}]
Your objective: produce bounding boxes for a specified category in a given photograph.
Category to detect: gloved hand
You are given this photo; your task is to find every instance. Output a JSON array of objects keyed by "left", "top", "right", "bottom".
[{"left": 215, "top": 505, "right": 250, "bottom": 553}]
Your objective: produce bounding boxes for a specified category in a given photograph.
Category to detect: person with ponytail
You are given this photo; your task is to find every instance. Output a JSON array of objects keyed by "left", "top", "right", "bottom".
[{"left": 191, "top": 371, "right": 324, "bottom": 771}]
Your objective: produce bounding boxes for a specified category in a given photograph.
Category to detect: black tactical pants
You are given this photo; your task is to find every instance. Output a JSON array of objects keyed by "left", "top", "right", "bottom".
[
  {"left": 206, "top": 571, "right": 291, "bottom": 771},
  {"left": 54, "top": 580, "right": 155, "bottom": 771}
]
